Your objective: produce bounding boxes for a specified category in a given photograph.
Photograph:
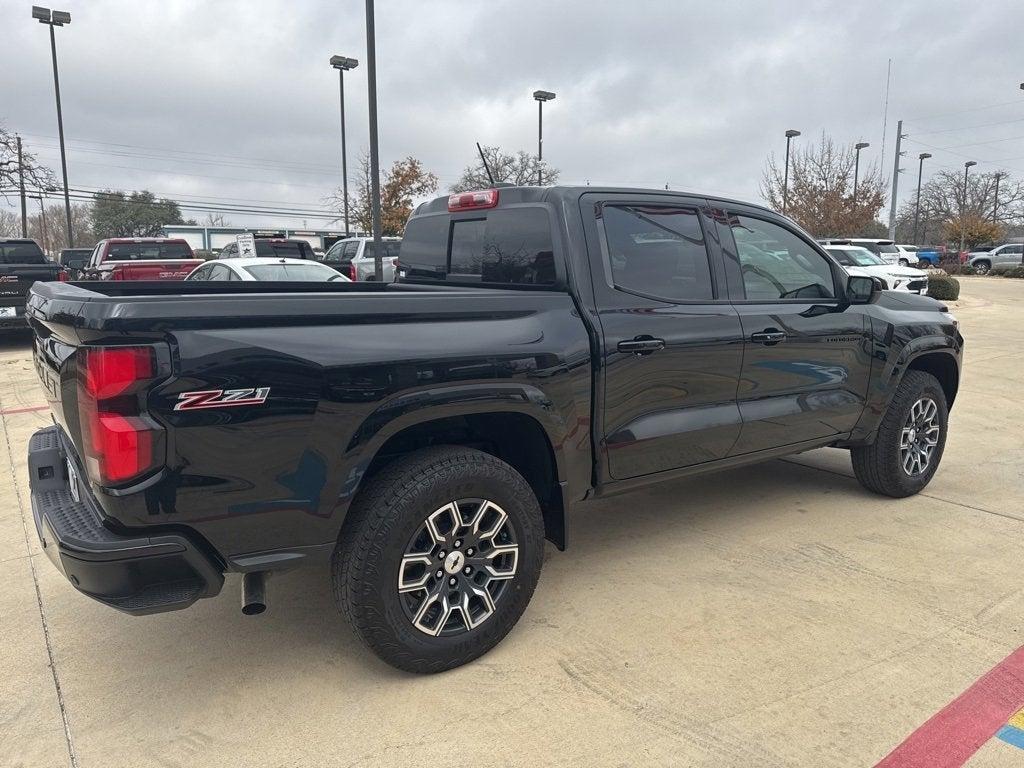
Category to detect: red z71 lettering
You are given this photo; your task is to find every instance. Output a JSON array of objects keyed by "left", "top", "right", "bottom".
[{"left": 174, "top": 387, "right": 271, "bottom": 411}]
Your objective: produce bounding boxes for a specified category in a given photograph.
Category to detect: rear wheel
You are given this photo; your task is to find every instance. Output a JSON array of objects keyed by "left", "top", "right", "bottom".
[
  {"left": 332, "top": 446, "right": 545, "bottom": 673},
  {"left": 851, "top": 370, "right": 948, "bottom": 497}
]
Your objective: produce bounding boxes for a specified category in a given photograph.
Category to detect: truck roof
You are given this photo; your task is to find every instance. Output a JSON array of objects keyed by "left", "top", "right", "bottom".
[{"left": 412, "top": 185, "right": 777, "bottom": 217}]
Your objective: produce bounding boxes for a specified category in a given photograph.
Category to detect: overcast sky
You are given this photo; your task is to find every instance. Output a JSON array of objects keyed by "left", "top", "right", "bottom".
[{"left": 3, "top": 0, "right": 1024, "bottom": 229}]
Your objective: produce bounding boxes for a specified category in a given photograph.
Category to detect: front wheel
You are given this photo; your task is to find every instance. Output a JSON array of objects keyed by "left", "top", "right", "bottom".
[
  {"left": 332, "top": 446, "right": 545, "bottom": 673},
  {"left": 973, "top": 260, "right": 991, "bottom": 275},
  {"left": 851, "top": 370, "right": 948, "bottom": 497},
  {"left": 898, "top": 258, "right": 910, "bottom": 267}
]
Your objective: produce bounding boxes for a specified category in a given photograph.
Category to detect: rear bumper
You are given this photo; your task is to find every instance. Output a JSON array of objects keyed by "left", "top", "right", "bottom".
[
  {"left": 0, "top": 306, "right": 28, "bottom": 328},
  {"left": 28, "top": 426, "right": 223, "bottom": 615}
]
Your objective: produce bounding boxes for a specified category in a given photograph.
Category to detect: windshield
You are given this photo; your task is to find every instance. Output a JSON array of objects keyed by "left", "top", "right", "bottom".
[
  {"left": 254, "top": 241, "right": 313, "bottom": 259},
  {"left": 828, "top": 247, "right": 886, "bottom": 267},
  {"left": 107, "top": 242, "right": 194, "bottom": 260},
  {"left": 0, "top": 241, "right": 46, "bottom": 264},
  {"left": 242, "top": 263, "right": 342, "bottom": 281}
]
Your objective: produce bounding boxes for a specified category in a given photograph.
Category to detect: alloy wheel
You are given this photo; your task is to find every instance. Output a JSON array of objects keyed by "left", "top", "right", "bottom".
[
  {"left": 900, "top": 397, "right": 940, "bottom": 476},
  {"left": 398, "top": 499, "right": 519, "bottom": 637}
]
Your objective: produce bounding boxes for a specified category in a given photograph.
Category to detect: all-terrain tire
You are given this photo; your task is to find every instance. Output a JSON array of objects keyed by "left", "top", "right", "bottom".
[
  {"left": 332, "top": 445, "right": 545, "bottom": 673},
  {"left": 851, "top": 370, "right": 949, "bottom": 498}
]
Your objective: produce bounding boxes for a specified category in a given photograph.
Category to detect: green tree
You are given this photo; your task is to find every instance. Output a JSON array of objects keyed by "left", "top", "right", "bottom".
[{"left": 91, "top": 190, "right": 188, "bottom": 238}]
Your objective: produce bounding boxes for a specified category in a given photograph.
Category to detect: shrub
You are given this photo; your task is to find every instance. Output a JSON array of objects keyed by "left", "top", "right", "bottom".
[
  {"left": 941, "top": 263, "right": 975, "bottom": 276},
  {"left": 927, "top": 274, "right": 961, "bottom": 300},
  {"left": 999, "top": 266, "right": 1024, "bottom": 279}
]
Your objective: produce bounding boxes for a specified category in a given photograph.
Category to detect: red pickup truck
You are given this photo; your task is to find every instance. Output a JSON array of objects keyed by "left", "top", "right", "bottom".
[{"left": 83, "top": 238, "right": 203, "bottom": 281}]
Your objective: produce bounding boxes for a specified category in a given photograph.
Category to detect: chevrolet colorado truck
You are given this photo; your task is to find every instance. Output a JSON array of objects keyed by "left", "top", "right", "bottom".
[{"left": 26, "top": 186, "right": 963, "bottom": 673}]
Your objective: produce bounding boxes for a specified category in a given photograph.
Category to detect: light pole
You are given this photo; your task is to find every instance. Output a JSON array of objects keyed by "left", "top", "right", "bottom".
[
  {"left": 364, "top": 0, "right": 383, "bottom": 281},
  {"left": 782, "top": 129, "right": 800, "bottom": 215},
  {"left": 913, "top": 152, "right": 931, "bottom": 244},
  {"left": 993, "top": 171, "right": 1004, "bottom": 223},
  {"left": 30, "top": 194, "right": 47, "bottom": 255},
  {"left": 533, "top": 90, "right": 555, "bottom": 186},
  {"left": 330, "top": 55, "right": 358, "bottom": 236},
  {"left": 960, "top": 161, "right": 977, "bottom": 254},
  {"left": 33, "top": 6, "right": 74, "bottom": 248},
  {"left": 853, "top": 141, "right": 870, "bottom": 204}
]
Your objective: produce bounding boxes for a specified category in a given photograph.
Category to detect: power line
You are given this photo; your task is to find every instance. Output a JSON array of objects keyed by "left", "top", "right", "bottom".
[
  {"left": 910, "top": 115, "right": 1024, "bottom": 136},
  {"left": 904, "top": 98, "right": 1024, "bottom": 123}
]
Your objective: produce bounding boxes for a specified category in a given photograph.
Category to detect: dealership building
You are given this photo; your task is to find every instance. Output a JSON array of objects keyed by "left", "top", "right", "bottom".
[{"left": 160, "top": 225, "right": 363, "bottom": 253}]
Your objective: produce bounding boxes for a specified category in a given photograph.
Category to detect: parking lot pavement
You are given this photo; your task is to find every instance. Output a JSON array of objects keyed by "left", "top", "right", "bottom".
[{"left": 2, "top": 279, "right": 1024, "bottom": 767}]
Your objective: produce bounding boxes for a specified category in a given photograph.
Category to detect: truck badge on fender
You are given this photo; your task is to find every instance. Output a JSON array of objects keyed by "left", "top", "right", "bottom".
[{"left": 174, "top": 388, "right": 271, "bottom": 411}]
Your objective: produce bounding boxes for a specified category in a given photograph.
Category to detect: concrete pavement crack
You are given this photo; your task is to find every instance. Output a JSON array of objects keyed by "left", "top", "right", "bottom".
[
  {"left": 780, "top": 457, "right": 1024, "bottom": 524},
  {"left": 1, "top": 413, "right": 79, "bottom": 768}
]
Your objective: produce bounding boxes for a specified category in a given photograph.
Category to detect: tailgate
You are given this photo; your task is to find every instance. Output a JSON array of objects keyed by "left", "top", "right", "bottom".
[
  {"left": 0, "top": 263, "right": 61, "bottom": 320},
  {"left": 111, "top": 260, "right": 203, "bottom": 280}
]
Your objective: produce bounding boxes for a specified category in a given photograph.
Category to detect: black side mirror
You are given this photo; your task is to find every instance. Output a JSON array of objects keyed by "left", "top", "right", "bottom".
[{"left": 846, "top": 275, "right": 881, "bottom": 304}]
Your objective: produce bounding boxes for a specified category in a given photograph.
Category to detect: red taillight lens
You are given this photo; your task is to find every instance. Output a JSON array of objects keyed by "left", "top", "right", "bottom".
[
  {"left": 448, "top": 189, "right": 499, "bottom": 212},
  {"left": 58, "top": 269, "right": 69, "bottom": 282},
  {"left": 347, "top": 263, "right": 356, "bottom": 281},
  {"left": 78, "top": 347, "right": 161, "bottom": 485}
]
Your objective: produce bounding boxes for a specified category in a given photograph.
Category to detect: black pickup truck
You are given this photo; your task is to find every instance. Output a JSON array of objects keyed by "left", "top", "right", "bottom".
[
  {"left": 1, "top": 238, "right": 64, "bottom": 329},
  {"left": 26, "top": 186, "right": 962, "bottom": 672}
]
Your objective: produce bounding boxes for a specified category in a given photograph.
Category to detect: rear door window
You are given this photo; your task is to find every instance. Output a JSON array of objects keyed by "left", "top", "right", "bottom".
[{"left": 600, "top": 204, "right": 715, "bottom": 301}]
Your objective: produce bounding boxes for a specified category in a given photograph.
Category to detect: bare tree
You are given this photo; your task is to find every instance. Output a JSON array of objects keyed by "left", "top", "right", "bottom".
[
  {"left": 0, "top": 126, "right": 57, "bottom": 205},
  {"left": 761, "top": 132, "right": 886, "bottom": 237},
  {"left": 326, "top": 152, "right": 438, "bottom": 236},
  {"left": 25, "top": 202, "right": 94, "bottom": 254},
  {"left": 202, "top": 213, "right": 230, "bottom": 227},
  {"left": 450, "top": 146, "right": 559, "bottom": 193},
  {"left": 893, "top": 169, "right": 1023, "bottom": 245}
]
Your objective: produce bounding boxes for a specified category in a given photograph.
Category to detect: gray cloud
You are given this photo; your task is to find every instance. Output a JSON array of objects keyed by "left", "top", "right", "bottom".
[{"left": 3, "top": 0, "right": 1023, "bottom": 227}]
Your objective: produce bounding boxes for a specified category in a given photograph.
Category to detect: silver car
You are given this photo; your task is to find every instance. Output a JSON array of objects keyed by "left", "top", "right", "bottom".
[
  {"left": 322, "top": 236, "right": 402, "bottom": 281},
  {"left": 968, "top": 244, "right": 1023, "bottom": 275}
]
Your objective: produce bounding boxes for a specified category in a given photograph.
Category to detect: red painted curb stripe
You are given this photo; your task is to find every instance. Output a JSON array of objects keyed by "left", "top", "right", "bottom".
[
  {"left": 875, "top": 645, "right": 1024, "bottom": 768},
  {"left": 0, "top": 405, "right": 49, "bottom": 416}
]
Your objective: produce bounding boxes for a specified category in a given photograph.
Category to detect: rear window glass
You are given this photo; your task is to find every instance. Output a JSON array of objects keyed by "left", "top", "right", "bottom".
[
  {"left": 106, "top": 242, "right": 193, "bottom": 260},
  {"left": 400, "top": 208, "right": 555, "bottom": 285},
  {"left": 243, "top": 263, "right": 339, "bottom": 281},
  {"left": 363, "top": 241, "right": 402, "bottom": 259},
  {"left": 876, "top": 242, "right": 898, "bottom": 253},
  {"left": 0, "top": 242, "right": 46, "bottom": 264},
  {"left": 254, "top": 241, "right": 313, "bottom": 259}
]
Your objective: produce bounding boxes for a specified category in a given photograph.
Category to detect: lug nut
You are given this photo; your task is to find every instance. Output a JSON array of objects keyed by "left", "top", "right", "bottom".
[
  {"left": 449, "top": 577, "right": 457, "bottom": 586},
  {"left": 463, "top": 566, "right": 472, "bottom": 575},
  {"left": 438, "top": 550, "right": 446, "bottom": 560},
  {"left": 454, "top": 539, "right": 462, "bottom": 548},
  {"left": 466, "top": 548, "right": 474, "bottom": 556},
  {"left": 435, "top": 569, "right": 443, "bottom": 578}
]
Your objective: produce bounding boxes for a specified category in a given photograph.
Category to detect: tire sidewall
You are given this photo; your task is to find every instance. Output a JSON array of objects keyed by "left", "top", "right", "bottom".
[
  {"left": 351, "top": 455, "right": 544, "bottom": 670},
  {"left": 882, "top": 374, "right": 949, "bottom": 495}
]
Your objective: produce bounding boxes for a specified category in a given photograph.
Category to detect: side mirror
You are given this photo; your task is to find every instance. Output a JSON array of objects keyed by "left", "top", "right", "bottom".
[{"left": 846, "top": 275, "right": 881, "bottom": 304}]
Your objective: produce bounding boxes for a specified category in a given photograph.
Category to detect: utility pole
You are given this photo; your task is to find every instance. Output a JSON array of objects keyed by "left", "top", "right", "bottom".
[
  {"left": 364, "top": 0, "right": 383, "bottom": 281},
  {"left": 16, "top": 135, "right": 27, "bottom": 237},
  {"left": 887, "top": 120, "right": 906, "bottom": 240},
  {"left": 993, "top": 171, "right": 1004, "bottom": 223},
  {"left": 913, "top": 152, "right": 931, "bottom": 244}
]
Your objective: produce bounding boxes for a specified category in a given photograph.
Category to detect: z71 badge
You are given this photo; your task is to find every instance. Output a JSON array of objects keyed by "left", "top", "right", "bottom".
[{"left": 174, "top": 388, "right": 271, "bottom": 411}]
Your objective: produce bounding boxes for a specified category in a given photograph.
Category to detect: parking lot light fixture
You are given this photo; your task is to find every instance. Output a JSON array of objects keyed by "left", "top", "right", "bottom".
[
  {"left": 533, "top": 90, "right": 556, "bottom": 186},
  {"left": 782, "top": 129, "right": 801, "bottom": 215},
  {"left": 34, "top": 6, "right": 74, "bottom": 248},
  {"left": 913, "top": 152, "right": 931, "bottom": 244},
  {"left": 960, "top": 161, "right": 977, "bottom": 253},
  {"left": 853, "top": 141, "right": 870, "bottom": 204},
  {"left": 330, "top": 55, "right": 359, "bottom": 236}
]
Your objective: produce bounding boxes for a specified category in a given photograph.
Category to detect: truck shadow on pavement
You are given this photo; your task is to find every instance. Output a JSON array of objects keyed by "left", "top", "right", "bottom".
[{"left": 71, "top": 453, "right": 859, "bottom": 680}]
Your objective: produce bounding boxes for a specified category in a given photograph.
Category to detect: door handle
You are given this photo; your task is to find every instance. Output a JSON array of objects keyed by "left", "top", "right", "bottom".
[
  {"left": 750, "top": 329, "right": 787, "bottom": 345},
  {"left": 617, "top": 336, "right": 665, "bottom": 356}
]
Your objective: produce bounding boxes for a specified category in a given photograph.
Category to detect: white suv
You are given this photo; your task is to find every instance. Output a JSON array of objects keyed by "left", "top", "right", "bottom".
[
  {"left": 968, "top": 243, "right": 1023, "bottom": 275},
  {"left": 818, "top": 238, "right": 901, "bottom": 266},
  {"left": 322, "top": 236, "right": 402, "bottom": 281}
]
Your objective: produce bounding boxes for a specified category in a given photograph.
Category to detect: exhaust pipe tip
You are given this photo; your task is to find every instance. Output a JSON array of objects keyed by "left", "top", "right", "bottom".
[{"left": 241, "top": 571, "right": 267, "bottom": 616}]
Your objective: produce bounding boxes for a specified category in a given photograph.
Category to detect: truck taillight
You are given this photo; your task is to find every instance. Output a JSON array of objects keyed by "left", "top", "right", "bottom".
[
  {"left": 347, "top": 263, "right": 357, "bottom": 281},
  {"left": 448, "top": 189, "right": 499, "bottom": 212},
  {"left": 58, "top": 269, "right": 69, "bottom": 282},
  {"left": 77, "top": 347, "right": 162, "bottom": 485}
]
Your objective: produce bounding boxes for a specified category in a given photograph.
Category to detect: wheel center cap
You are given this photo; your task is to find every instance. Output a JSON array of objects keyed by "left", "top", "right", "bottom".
[{"left": 444, "top": 550, "right": 465, "bottom": 575}]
